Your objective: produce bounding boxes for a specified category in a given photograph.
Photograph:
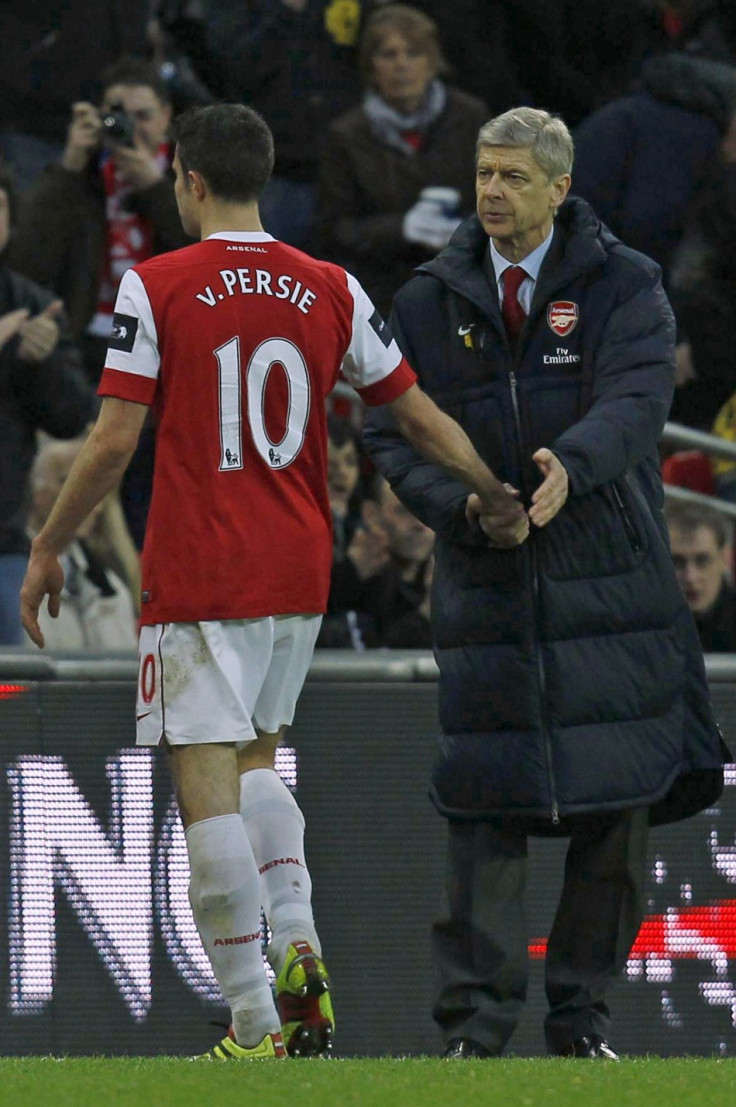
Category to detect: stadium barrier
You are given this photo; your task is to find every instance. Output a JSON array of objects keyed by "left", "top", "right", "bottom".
[{"left": 0, "top": 648, "right": 734, "bottom": 1058}]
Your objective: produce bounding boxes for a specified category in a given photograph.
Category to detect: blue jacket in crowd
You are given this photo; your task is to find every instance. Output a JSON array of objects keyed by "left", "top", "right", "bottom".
[
  {"left": 573, "top": 53, "right": 736, "bottom": 274},
  {"left": 364, "top": 196, "right": 727, "bottom": 830}
]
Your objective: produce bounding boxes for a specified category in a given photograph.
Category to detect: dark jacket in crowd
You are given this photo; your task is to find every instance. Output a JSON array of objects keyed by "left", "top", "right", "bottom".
[
  {"left": 573, "top": 53, "right": 736, "bottom": 276},
  {"left": 192, "top": 0, "right": 364, "bottom": 182},
  {"left": 501, "top": 0, "right": 652, "bottom": 127},
  {"left": 669, "top": 162, "right": 736, "bottom": 427},
  {"left": 0, "top": 265, "right": 95, "bottom": 554},
  {"left": 0, "top": 2, "right": 151, "bottom": 142},
  {"left": 7, "top": 160, "right": 189, "bottom": 345},
  {"left": 646, "top": 0, "right": 736, "bottom": 64},
  {"left": 320, "top": 551, "right": 430, "bottom": 649},
  {"left": 695, "top": 582, "right": 736, "bottom": 652},
  {"left": 317, "top": 87, "right": 487, "bottom": 316},
  {"left": 364, "top": 197, "right": 726, "bottom": 829}
]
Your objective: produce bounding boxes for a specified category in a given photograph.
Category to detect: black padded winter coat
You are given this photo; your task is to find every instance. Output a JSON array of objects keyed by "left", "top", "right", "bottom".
[{"left": 364, "top": 197, "right": 727, "bottom": 828}]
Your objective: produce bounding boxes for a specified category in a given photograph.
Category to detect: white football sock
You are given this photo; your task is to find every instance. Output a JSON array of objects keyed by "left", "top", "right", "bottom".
[
  {"left": 239, "top": 768, "right": 320, "bottom": 972},
  {"left": 185, "top": 813, "right": 280, "bottom": 1047}
]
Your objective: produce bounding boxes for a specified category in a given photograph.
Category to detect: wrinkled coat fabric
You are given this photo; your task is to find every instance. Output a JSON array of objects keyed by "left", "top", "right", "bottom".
[{"left": 364, "top": 197, "right": 726, "bottom": 829}]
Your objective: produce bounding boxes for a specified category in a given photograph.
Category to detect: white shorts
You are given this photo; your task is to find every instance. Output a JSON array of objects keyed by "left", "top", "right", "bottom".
[{"left": 135, "top": 615, "right": 321, "bottom": 748}]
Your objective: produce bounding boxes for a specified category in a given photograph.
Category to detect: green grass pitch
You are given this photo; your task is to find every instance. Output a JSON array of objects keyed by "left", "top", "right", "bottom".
[{"left": 0, "top": 1057, "right": 734, "bottom": 1107}]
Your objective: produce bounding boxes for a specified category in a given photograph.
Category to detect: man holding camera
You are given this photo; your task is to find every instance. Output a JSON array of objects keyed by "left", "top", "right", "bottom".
[{"left": 8, "top": 57, "right": 190, "bottom": 384}]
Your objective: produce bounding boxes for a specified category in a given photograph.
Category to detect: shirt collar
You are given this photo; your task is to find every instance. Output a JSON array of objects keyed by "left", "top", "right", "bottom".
[
  {"left": 489, "top": 225, "right": 555, "bottom": 284},
  {"left": 205, "top": 231, "right": 276, "bottom": 242}
]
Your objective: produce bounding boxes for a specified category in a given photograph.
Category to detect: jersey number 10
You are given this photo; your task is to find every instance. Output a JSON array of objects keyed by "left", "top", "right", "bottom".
[{"left": 215, "top": 335, "right": 311, "bottom": 472}]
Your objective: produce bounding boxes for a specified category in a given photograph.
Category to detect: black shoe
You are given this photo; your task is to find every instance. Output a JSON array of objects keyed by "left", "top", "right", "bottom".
[
  {"left": 552, "top": 1035, "right": 619, "bottom": 1060},
  {"left": 443, "top": 1037, "right": 493, "bottom": 1059}
]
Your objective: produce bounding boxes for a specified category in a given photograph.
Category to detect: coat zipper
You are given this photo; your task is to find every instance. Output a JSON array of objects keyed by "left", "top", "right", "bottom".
[
  {"left": 612, "top": 481, "right": 641, "bottom": 553},
  {"left": 509, "top": 369, "right": 560, "bottom": 825}
]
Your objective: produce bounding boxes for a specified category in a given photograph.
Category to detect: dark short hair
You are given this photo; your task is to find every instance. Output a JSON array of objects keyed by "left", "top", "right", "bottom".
[
  {"left": 173, "top": 103, "right": 275, "bottom": 204},
  {"left": 665, "top": 500, "right": 733, "bottom": 549},
  {"left": 327, "top": 415, "right": 361, "bottom": 450},
  {"left": 101, "top": 56, "right": 171, "bottom": 106},
  {"left": 358, "top": 3, "right": 448, "bottom": 84}
]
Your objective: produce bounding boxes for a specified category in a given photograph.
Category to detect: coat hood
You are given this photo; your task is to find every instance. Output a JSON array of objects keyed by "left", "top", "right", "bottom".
[{"left": 640, "top": 51, "right": 736, "bottom": 133}]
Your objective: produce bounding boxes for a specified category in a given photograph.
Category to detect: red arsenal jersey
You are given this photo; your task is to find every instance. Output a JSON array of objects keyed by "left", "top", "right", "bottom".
[{"left": 98, "top": 231, "right": 416, "bottom": 624}]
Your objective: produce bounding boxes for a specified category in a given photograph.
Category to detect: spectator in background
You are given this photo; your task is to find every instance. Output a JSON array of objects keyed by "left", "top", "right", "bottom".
[
  {"left": 359, "top": 476, "right": 434, "bottom": 647},
  {"left": 7, "top": 57, "right": 190, "bottom": 384},
  {"left": 327, "top": 415, "right": 367, "bottom": 564},
  {"left": 167, "top": 0, "right": 366, "bottom": 248},
  {"left": 0, "top": 163, "right": 95, "bottom": 644},
  {"left": 710, "top": 390, "right": 736, "bottom": 500},
  {"left": 382, "top": 551, "right": 433, "bottom": 648},
  {"left": 368, "top": 1, "right": 526, "bottom": 114},
  {"left": 573, "top": 52, "right": 736, "bottom": 279},
  {"left": 649, "top": 1, "right": 736, "bottom": 63},
  {"left": 319, "top": 415, "right": 373, "bottom": 647},
  {"left": 501, "top": 0, "right": 652, "bottom": 128},
  {"left": 320, "top": 473, "right": 434, "bottom": 648},
  {"left": 26, "top": 438, "right": 138, "bottom": 651},
  {"left": 316, "top": 4, "right": 487, "bottom": 316},
  {"left": 668, "top": 144, "right": 736, "bottom": 428},
  {"left": 0, "top": 2, "right": 152, "bottom": 191},
  {"left": 8, "top": 58, "right": 192, "bottom": 550},
  {"left": 666, "top": 500, "right": 736, "bottom": 651}
]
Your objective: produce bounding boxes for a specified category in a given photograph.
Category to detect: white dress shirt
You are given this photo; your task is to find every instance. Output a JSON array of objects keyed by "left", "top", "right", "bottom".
[{"left": 489, "top": 226, "right": 555, "bottom": 314}]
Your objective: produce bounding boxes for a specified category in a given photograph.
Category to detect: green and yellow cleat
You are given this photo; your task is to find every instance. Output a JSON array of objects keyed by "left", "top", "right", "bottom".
[
  {"left": 273, "top": 941, "right": 335, "bottom": 1057},
  {"left": 199, "top": 1029, "right": 287, "bottom": 1060}
]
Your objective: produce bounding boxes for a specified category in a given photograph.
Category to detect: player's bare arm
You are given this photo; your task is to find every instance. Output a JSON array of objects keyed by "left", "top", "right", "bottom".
[
  {"left": 388, "top": 383, "right": 529, "bottom": 546},
  {"left": 21, "top": 397, "right": 148, "bottom": 647}
]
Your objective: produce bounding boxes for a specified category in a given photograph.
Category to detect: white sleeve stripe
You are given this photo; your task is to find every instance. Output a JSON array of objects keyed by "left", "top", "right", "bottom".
[
  {"left": 103, "top": 268, "right": 161, "bottom": 380},
  {"left": 340, "top": 270, "right": 402, "bottom": 391}
]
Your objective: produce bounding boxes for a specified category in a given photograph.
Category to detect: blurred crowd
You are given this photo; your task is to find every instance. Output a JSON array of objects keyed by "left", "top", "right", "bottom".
[{"left": 3, "top": 0, "right": 736, "bottom": 649}]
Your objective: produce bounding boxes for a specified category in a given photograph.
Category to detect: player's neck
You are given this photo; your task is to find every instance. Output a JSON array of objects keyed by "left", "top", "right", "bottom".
[{"left": 198, "top": 200, "right": 264, "bottom": 240}]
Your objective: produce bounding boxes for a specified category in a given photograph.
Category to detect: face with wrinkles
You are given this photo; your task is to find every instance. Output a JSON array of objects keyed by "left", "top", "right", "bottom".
[{"left": 475, "top": 145, "right": 570, "bottom": 262}]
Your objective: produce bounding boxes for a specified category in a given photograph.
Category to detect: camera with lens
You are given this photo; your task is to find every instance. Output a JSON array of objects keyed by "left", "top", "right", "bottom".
[{"left": 101, "top": 104, "right": 135, "bottom": 148}]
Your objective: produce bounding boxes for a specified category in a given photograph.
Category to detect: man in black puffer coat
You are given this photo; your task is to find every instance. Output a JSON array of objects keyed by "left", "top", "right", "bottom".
[{"left": 364, "top": 107, "right": 728, "bottom": 1060}]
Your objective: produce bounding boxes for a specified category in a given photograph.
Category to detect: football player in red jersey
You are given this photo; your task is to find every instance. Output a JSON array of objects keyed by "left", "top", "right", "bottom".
[{"left": 20, "top": 103, "right": 527, "bottom": 1059}]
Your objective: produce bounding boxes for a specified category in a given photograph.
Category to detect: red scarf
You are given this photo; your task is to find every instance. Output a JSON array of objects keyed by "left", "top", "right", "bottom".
[{"left": 88, "top": 142, "right": 170, "bottom": 336}]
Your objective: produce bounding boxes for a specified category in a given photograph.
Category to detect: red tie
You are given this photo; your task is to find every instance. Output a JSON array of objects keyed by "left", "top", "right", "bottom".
[{"left": 502, "top": 266, "right": 527, "bottom": 341}]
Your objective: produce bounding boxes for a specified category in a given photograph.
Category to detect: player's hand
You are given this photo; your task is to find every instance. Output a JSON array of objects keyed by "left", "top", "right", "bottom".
[
  {"left": 0, "top": 308, "right": 31, "bottom": 351},
  {"left": 61, "top": 102, "right": 102, "bottom": 172},
  {"left": 528, "top": 448, "right": 569, "bottom": 527},
  {"left": 112, "top": 139, "right": 165, "bottom": 191},
  {"left": 347, "top": 523, "right": 391, "bottom": 580},
  {"left": 17, "top": 301, "right": 63, "bottom": 363},
  {"left": 20, "top": 542, "right": 65, "bottom": 649},
  {"left": 466, "top": 486, "right": 529, "bottom": 548}
]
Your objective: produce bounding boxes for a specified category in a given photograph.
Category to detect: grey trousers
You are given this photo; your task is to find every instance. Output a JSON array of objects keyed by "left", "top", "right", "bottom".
[{"left": 431, "top": 806, "right": 650, "bottom": 1054}]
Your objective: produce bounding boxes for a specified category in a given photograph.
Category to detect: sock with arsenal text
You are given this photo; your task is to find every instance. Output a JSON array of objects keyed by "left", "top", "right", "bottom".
[
  {"left": 185, "top": 813, "right": 280, "bottom": 1046},
  {"left": 239, "top": 768, "right": 320, "bottom": 974}
]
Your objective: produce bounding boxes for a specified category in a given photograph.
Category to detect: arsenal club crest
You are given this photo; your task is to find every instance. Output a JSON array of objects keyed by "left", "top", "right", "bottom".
[{"left": 547, "top": 301, "right": 579, "bottom": 337}]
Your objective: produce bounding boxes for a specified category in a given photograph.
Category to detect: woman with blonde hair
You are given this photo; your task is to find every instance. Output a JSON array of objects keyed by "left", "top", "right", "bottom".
[{"left": 316, "top": 3, "right": 487, "bottom": 315}]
